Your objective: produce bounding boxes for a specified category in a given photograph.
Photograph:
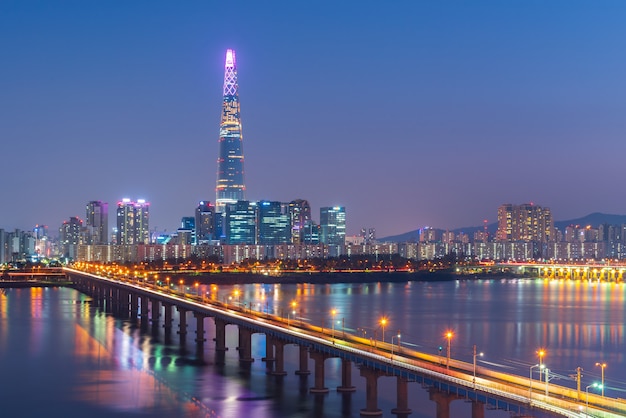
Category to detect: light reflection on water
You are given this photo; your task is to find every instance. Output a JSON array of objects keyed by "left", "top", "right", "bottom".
[{"left": 0, "top": 279, "right": 621, "bottom": 417}]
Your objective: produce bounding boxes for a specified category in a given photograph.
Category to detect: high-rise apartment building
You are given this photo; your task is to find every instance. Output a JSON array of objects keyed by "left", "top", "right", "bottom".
[
  {"left": 60, "top": 216, "right": 83, "bottom": 258},
  {"left": 195, "top": 201, "right": 215, "bottom": 243},
  {"left": 116, "top": 199, "right": 150, "bottom": 245},
  {"left": 86, "top": 201, "right": 108, "bottom": 245},
  {"left": 496, "top": 203, "right": 553, "bottom": 242},
  {"left": 257, "top": 201, "right": 291, "bottom": 245},
  {"left": 288, "top": 199, "right": 311, "bottom": 244},
  {"left": 320, "top": 206, "right": 346, "bottom": 256},
  {"left": 216, "top": 49, "right": 246, "bottom": 213}
]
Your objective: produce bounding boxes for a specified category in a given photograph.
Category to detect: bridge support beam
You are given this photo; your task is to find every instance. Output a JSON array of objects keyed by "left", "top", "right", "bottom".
[
  {"left": 429, "top": 388, "right": 452, "bottom": 418},
  {"left": 295, "top": 345, "right": 310, "bottom": 375},
  {"left": 391, "top": 376, "right": 412, "bottom": 415},
  {"left": 359, "top": 367, "right": 384, "bottom": 416},
  {"left": 118, "top": 290, "right": 130, "bottom": 318},
  {"left": 151, "top": 299, "right": 160, "bottom": 324},
  {"left": 140, "top": 295, "right": 149, "bottom": 319},
  {"left": 177, "top": 307, "right": 188, "bottom": 345},
  {"left": 130, "top": 293, "right": 139, "bottom": 319},
  {"left": 309, "top": 351, "right": 330, "bottom": 393},
  {"left": 471, "top": 401, "right": 484, "bottom": 418},
  {"left": 337, "top": 359, "right": 356, "bottom": 392},
  {"left": 271, "top": 340, "right": 287, "bottom": 376},
  {"left": 262, "top": 335, "right": 275, "bottom": 362},
  {"left": 214, "top": 318, "right": 228, "bottom": 351},
  {"left": 237, "top": 327, "right": 254, "bottom": 363},
  {"left": 162, "top": 303, "right": 173, "bottom": 336},
  {"left": 194, "top": 312, "right": 207, "bottom": 344}
]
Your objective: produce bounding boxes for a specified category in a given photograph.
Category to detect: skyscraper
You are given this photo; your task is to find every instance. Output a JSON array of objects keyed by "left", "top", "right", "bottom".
[
  {"left": 320, "top": 206, "right": 346, "bottom": 256},
  {"left": 86, "top": 201, "right": 108, "bottom": 245},
  {"left": 216, "top": 49, "right": 245, "bottom": 213},
  {"left": 257, "top": 201, "right": 291, "bottom": 245},
  {"left": 195, "top": 201, "right": 215, "bottom": 243},
  {"left": 288, "top": 199, "right": 312, "bottom": 244},
  {"left": 116, "top": 198, "right": 150, "bottom": 245}
]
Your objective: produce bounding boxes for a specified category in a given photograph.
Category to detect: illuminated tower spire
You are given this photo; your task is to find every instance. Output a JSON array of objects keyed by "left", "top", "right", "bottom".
[{"left": 216, "top": 49, "right": 245, "bottom": 213}]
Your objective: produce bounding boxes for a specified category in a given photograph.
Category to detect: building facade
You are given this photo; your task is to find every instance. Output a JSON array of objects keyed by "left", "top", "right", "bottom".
[
  {"left": 320, "top": 206, "right": 346, "bottom": 256},
  {"left": 216, "top": 49, "right": 246, "bottom": 212},
  {"left": 86, "top": 200, "right": 108, "bottom": 245},
  {"left": 116, "top": 199, "right": 150, "bottom": 245}
]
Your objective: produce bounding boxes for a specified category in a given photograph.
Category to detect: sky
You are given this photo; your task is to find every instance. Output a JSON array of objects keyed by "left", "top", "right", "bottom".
[{"left": 2, "top": 1, "right": 626, "bottom": 238}]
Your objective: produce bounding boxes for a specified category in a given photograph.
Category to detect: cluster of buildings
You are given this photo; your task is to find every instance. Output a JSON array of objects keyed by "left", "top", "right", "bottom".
[{"left": 3, "top": 50, "right": 626, "bottom": 266}]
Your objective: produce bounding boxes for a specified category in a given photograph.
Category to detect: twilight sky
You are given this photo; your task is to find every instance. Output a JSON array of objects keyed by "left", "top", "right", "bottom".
[{"left": 2, "top": 1, "right": 626, "bottom": 238}]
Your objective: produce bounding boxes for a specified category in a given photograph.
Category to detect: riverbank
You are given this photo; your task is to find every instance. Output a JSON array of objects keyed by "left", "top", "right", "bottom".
[{"left": 170, "top": 269, "right": 525, "bottom": 285}]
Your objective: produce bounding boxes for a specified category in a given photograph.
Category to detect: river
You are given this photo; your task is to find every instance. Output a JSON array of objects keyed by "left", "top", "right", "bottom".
[{"left": 0, "top": 277, "right": 623, "bottom": 417}]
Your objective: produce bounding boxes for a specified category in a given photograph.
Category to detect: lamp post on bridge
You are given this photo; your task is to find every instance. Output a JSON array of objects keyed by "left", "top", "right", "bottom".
[
  {"left": 595, "top": 362, "right": 606, "bottom": 397},
  {"left": 529, "top": 364, "right": 544, "bottom": 403},
  {"left": 391, "top": 331, "right": 401, "bottom": 358},
  {"left": 445, "top": 331, "right": 453, "bottom": 370},
  {"left": 586, "top": 383, "right": 602, "bottom": 414},
  {"left": 473, "top": 345, "right": 483, "bottom": 389}
]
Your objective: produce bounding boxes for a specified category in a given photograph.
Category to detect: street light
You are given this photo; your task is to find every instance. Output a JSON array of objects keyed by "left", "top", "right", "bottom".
[
  {"left": 473, "top": 345, "right": 483, "bottom": 388},
  {"left": 331, "top": 309, "right": 337, "bottom": 339},
  {"left": 391, "top": 332, "right": 401, "bottom": 358},
  {"left": 194, "top": 282, "right": 199, "bottom": 297},
  {"left": 529, "top": 364, "right": 545, "bottom": 402},
  {"left": 445, "top": 331, "right": 453, "bottom": 370},
  {"left": 595, "top": 362, "right": 606, "bottom": 397},
  {"left": 537, "top": 349, "right": 546, "bottom": 382},
  {"left": 380, "top": 317, "right": 388, "bottom": 343},
  {"left": 586, "top": 383, "right": 602, "bottom": 414}
]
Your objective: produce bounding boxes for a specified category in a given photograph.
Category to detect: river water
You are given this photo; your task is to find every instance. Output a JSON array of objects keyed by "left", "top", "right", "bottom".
[{"left": 0, "top": 278, "right": 623, "bottom": 418}]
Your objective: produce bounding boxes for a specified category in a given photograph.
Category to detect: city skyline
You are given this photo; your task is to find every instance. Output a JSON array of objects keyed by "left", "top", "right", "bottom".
[{"left": 2, "top": 1, "right": 626, "bottom": 237}]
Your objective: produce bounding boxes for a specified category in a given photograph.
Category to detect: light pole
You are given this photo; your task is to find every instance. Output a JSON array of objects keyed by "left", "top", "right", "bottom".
[
  {"left": 391, "top": 332, "right": 401, "bottom": 358},
  {"left": 529, "top": 364, "right": 544, "bottom": 402},
  {"left": 445, "top": 331, "right": 453, "bottom": 370},
  {"left": 195, "top": 282, "right": 199, "bottom": 297},
  {"left": 537, "top": 349, "right": 546, "bottom": 382},
  {"left": 331, "top": 309, "right": 337, "bottom": 339},
  {"left": 473, "top": 345, "right": 483, "bottom": 388},
  {"left": 290, "top": 300, "right": 297, "bottom": 325},
  {"left": 380, "top": 317, "right": 388, "bottom": 343},
  {"left": 595, "top": 362, "right": 606, "bottom": 397},
  {"left": 544, "top": 367, "right": 550, "bottom": 396},
  {"left": 586, "top": 383, "right": 602, "bottom": 414}
]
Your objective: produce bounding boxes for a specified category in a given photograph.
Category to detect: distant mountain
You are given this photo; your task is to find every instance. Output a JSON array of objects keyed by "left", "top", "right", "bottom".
[{"left": 379, "top": 212, "right": 626, "bottom": 243}]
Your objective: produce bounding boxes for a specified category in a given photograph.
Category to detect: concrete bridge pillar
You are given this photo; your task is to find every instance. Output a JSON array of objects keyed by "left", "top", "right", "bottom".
[
  {"left": 295, "top": 345, "right": 310, "bottom": 375},
  {"left": 429, "top": 388, "right": 452, "bottom": 418},
  {"left": 151, "top": 299, "right": 160, "bottom": 324},
  {"left": 391, "top": 376, "right": 412, "bottom": 415},
  {"left": 309, "top": 351, "right": 331, "bottom": 393},
  {"left": 337, "top": 359, "right": 356, "bottom": 392},
  {"left": 177, "top": 307, "right": 188, "bottom": 345},
  {"left": 237, "top": 327, "right": 254, "bottom": 363},
  {"left": 118, "top": 290, "right": 130, "bottom": 318},
  {"left": 359, "top": 367, "right": 384, "bottom": 416},
  {"left": 130, "top": 293, "right": 139, "bottom": 319},
  {"left": 162, "top": 303, "right": 173, "bottom": 335},
  {"left": 214, "top": 318, "right": 229, "bottom": 351},
  {"left": 271, "top": 340, "right": 287, "bottom": 376},
  {"left": 471, "top": 401, "right": 484, "bottom": 418},
  {"left": 262, "top": 335, "right": 275, "bottom": 362},
  {"left": 140, "top": 295, "right": 149, "bottom": 319},
  {"left": 194, "top": 312, "right": 207, "bottom": 344}
]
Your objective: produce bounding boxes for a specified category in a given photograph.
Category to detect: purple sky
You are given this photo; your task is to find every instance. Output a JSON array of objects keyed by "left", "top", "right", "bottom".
[{"left": 2, "top": 1, "right": 626, "bottom": 237}]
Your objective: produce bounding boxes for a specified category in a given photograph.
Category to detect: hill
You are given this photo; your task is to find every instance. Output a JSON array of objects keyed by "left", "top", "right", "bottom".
[{"left": 379, "top": 212, "right": 626, "bottom": 243}]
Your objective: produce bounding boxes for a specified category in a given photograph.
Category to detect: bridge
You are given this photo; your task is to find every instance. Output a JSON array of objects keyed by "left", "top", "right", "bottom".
[
  {"left": 4, "top": 266, "right": 626, "bottom": 417},
  {"left": 458, "top": 262, "right": 626, "bottom": 282}
]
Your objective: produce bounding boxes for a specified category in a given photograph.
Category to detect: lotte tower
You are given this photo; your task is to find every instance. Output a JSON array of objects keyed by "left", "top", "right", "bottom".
[{"left": 215, "top": 49, "right": 245, "bottom": 213}]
